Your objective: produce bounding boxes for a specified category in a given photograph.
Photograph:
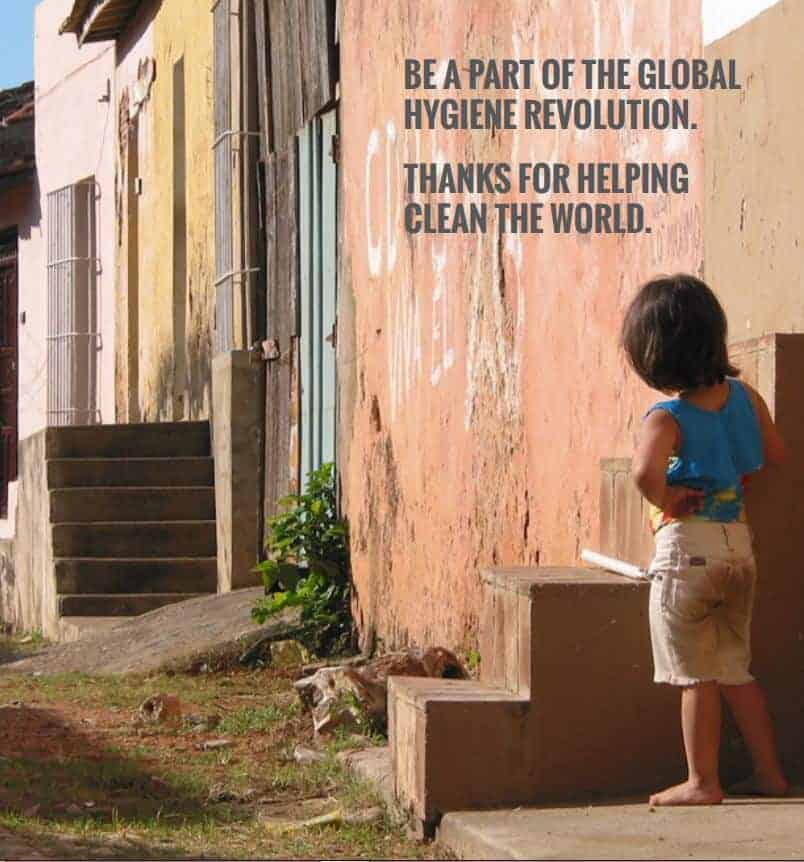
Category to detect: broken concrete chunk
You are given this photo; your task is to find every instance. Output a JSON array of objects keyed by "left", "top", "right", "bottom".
[
  {"left": 294, "top": 667, "right": 362, "bottom": 736},
  {"left": 301, "top": 654, "right": 367, "bottom": 676},
  {"left": 138, "top": 693, "right": 182, "bottom": 725},
  {"left": 198, "top": 738, "right": 234, "bottom": 751},
  {"left": 295, "top": 646, "right": 466, "bottom": 735}
]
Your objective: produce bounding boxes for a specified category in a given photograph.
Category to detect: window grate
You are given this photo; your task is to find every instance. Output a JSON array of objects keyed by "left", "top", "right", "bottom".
[{"left": 46, "top": 181, "right": 101, "bottom": 426}]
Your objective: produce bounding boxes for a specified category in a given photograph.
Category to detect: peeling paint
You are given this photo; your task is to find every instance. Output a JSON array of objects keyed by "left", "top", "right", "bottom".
[
  {"left": 339, "top": 0, "right": 704, "bottom": 650},
  {"left": 115, "top": 0, "right": 214, "bottom": 423}
]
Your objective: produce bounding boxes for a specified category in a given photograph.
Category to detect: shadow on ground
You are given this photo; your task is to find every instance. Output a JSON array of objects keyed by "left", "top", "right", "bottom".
[
  {"left": 0, "top": 638, "right": 46, "bottom": 667},
  {"left": 0, "top": 704, "right": 233, "bottom": 859}
]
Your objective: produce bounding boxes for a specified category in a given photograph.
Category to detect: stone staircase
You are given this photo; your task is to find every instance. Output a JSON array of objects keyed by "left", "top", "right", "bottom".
[
  {"left": 46, "top": 421, "right": 217, "bottom": 639},
  {"left": 388, "top": 566, "right": 680, "bottom": 838}
]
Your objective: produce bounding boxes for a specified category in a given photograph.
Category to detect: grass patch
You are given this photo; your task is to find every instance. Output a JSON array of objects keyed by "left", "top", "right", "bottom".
[
  {"left": 217, "top": 702, "right": 296, "bottom": 735},
  {"left": 0, "top": 638, "right": 446, "bottom": 860}
]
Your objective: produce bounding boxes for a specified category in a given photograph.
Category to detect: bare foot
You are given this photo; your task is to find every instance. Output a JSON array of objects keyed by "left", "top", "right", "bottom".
[
  {"left": 727, "top": 775, "right": 790, "bottom": 797},
  {"left": 649, "top": 780, "right": 724, "bottom": 807}
]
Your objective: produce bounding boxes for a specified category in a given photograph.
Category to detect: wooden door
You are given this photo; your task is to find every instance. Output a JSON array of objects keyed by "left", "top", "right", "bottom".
[
  {"left": 254, "top": 0, "right": 339, "bottom": 518},
  {"left": 0, "top": 233, "right": 18, "bottom": 517}
]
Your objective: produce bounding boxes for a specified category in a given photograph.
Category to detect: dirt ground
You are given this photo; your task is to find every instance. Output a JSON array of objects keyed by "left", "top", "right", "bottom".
[{"left": 0, "top": 635, "right": 449, "bottom": 860}]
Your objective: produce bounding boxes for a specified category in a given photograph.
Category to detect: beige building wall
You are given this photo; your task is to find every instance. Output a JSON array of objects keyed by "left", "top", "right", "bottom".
[
  {"left": 705, "top": 0, "right": 804, "bottom": 337},
  {"left": 116, "top": 0, "right": 215, "bottom": 423}
]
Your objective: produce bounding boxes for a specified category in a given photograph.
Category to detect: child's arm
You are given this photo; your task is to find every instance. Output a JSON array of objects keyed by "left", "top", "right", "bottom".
[
  {"left": 742, "top": 382, "right": 786, "bottom": 466},
  {"left": 632, "top": 409, "right": 705, "bottom": 517}
]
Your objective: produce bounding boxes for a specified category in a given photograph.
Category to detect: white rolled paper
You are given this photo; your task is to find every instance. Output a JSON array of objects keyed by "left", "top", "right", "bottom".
[{"left": 581, "top": 548, "right": 647, "bottom": 581}]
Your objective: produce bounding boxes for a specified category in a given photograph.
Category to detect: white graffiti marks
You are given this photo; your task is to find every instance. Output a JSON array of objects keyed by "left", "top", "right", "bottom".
[
  {"left": 388, "top": 283, "right": 423, "bottom": 423},
  {"left": 366, "top": 120, "right": 457, "bottom": 420},
  {"left": 365, "top": 122, "right": 400, "bottom": 278},
  {"left": 430, "top": 246, "right": 455, "bottom": 387}
]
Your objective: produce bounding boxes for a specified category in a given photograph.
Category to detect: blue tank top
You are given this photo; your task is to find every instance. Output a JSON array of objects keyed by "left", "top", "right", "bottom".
[{"left": 646, "top": 378, "right": 763, "bottom": 530}]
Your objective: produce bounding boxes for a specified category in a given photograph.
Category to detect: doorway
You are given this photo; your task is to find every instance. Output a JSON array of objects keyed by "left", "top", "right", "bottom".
[
  {"left": 298, "top": 107, "right": 338, "bottom": 486},
  {"left": 0, "top": 231, "right": 18, "bottom": 517}
]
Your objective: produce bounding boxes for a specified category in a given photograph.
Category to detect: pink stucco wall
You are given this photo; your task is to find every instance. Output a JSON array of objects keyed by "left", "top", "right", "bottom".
[
  {"left": 20, "top": 0, "right": 116, "bottom": 442},
  {"left": 339, "top": 0, "right": 704, "bottom": 650},
  {"left": 0, "top": 0, "right": 116, "bottom": 539}
]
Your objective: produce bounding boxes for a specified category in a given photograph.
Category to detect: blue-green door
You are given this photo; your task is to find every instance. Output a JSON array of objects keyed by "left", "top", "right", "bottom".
[{"left": 298, "top": 108, "right": 337, "bottom": 486}]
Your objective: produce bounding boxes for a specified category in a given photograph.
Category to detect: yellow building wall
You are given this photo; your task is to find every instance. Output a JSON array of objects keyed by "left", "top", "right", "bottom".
[{"left": 116, "top": 0, "right": 215, "bottom": 422}]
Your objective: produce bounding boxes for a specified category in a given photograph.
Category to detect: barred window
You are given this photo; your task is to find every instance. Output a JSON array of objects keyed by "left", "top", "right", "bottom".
[{"left": 46, "top": 180, "right": 101, "bottom": 426}]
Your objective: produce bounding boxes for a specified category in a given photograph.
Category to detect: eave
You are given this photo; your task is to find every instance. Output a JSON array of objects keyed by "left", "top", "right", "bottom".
[{"left": 60, "top": 0, "right": 142, "bottom": 46}]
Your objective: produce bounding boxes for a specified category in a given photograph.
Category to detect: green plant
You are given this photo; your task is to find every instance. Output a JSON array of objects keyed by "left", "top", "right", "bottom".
[{"left": 252, "top": 463, "right": 351, "bottom": 655}]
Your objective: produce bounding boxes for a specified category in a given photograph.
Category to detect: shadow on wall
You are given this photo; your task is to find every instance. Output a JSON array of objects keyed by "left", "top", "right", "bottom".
[
  {"left": 142, "top": 314, "right": 211, "bottom": 422},
  {"left": 21, "top": 170, "right": 43, "bottom": 243},
  {"left": 0, "top": 542, "right": 14, "bottom": 634}
]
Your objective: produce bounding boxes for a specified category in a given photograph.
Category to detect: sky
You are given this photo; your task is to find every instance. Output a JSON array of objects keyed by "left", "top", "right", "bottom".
[
  {"left": 703, "top": 0, "right": 781, "bottom": 43},
  {"left": 0, "top": 0, "right": 39, "bottom": 90},
  {"left": 0, "top": 0, "right": 787, "bottom": 92}
]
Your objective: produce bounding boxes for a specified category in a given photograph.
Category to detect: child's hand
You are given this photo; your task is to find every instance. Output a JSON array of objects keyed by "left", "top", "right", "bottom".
[{"left": 661, "top": 485, "right": 705, "bottom": 518}]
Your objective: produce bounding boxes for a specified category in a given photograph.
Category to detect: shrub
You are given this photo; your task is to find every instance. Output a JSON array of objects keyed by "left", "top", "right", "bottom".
[{"left": 252, "top": 463, "right": 351, "bottom": 655}]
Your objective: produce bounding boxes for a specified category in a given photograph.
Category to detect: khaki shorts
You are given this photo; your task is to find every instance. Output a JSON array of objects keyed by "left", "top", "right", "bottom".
[{"left": 648, "top": 520, "right": 757, "bottom": 687}]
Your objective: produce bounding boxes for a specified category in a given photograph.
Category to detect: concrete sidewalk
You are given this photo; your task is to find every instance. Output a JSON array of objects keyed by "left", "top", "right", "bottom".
[{"left": 439, "top": 794, "right": 804, "bottom": 860}]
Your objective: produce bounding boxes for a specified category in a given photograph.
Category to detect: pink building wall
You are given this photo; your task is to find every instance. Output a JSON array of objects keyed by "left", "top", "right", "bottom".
[
  {"left": 339, "top": 0, "right": 704, "bottom": 650},
  {"left": 0, "top": 0, "right": 116, "bottom": 540},
  {"left": 22, "top": 0, "right": 117, "bottom": 442}
]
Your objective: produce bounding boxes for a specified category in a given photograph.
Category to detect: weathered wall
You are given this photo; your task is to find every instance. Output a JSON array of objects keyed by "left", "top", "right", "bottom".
[
  {"left": 115, "top": 0, "right": 215, "bottom": 423},
  {"left": 340, "top": 0, "right": 704, "bottom": 650},
  {"left": 212, "top": 350, "right": 265, "bottom": 592},
  {"left": 0, "top": 430, "right": 57, "bottom": 637},
  {"left": 26, "top": 0, "right": 116, "bottom": 440},
  {"left": 2, "top": 0, "right": 116, "bottom": 543},
  {"left": 704, "top": 0, "right": 804, "bottom": 336}
]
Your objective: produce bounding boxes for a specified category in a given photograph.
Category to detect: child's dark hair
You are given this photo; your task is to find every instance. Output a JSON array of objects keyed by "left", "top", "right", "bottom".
[{"left": 621, "top": 274, "right": 739, "bottom": 392}]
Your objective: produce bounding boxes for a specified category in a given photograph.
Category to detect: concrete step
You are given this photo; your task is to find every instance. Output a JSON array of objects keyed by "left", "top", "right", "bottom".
[
  {"left": 48, "top": 457, "right": 214, "bottom": 489},
  {"left": 55, "top": 557, "right": 218, "bottom": 595},
  {"left": 52, "top": 521, "right": 217, "bottom": 558},
  {"left": 438, "top": 797, "right": 804, "bottom": 860},
  {"left": 389, "top": 567, "right": 677, "bottom": 838},
  {"left": 59, "top": 592, "right": 209, "bottom": 617},
  {"left": 57, "top": 616, "right": 128, "bottom": 643},
  {"left": 50, "top": 487, "right": 216, "bottom": 523},
  {"left": 46, "top": 421, "right": 210, "bottom": 459}
]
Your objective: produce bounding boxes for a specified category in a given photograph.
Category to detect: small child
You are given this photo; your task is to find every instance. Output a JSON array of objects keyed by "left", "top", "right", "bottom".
[{"left": 621, "top": 274, "right": 789, "bottom": 806}]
